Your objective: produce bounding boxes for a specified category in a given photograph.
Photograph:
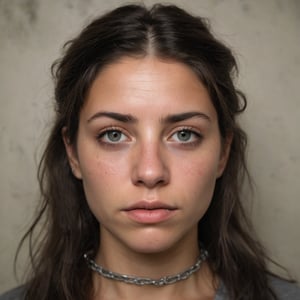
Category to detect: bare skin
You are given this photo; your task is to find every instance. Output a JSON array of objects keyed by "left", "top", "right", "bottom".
[
  {"left": 64, "top": 56, "right": 230, "bottom": 299},
  {"left": 92, "top": 261, "right": 216, "bottom": 300}
]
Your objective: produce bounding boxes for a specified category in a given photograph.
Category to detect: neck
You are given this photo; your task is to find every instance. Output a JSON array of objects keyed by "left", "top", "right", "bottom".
[
  {"left": 90, "top": 229, "right": 216, "bottom": 299},
  {"left": 96, "top": 228, "right": 200, "bottom": 279},
  {"left": 86, "top": 249, "right": 208, "bottom": 286},
  {"left": 91, "top": 260, "right": 216, "bottom": 300}
]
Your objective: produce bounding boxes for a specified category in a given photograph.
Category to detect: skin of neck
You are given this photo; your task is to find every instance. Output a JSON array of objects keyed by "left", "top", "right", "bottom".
[
  {"left": 92, "top": 261, "right": 216, "bottom": 300},
  {"left": 91, "top": 227, "right": 217, "bottom": 299}
]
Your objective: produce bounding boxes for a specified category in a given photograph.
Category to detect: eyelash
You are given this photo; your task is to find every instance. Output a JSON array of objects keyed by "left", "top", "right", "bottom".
[
  {"left": 168, "top": 127, "right": 203, "bottom": 147},
  {"left": 96, "top": 127, "right": 130, "bottom": 146},
  {"left": 96, "top": 126, "right": 203, "bottom": 148}
]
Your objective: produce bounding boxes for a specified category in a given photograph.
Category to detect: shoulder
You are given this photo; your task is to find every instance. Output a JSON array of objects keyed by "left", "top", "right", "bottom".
[
  {"left": 0, "top": 286, "right": 25, "bottom": 300},
  {"left": 215, "top": 276, "right": 300, "bottom": 300},
  {"left": 269, "top": 276, "right": 300, "bottom": 300}
]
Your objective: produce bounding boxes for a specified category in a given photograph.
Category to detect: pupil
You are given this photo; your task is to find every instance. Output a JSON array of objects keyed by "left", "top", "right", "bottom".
[
  {"left": 178, "top": 130, "right": 191, "bottom": 141},
  {"left": 108, "top": 131, "right": 121, "bottom": 141}
]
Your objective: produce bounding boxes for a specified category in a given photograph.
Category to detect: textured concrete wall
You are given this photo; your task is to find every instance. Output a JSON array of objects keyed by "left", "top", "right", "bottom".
[{"left": 0, "top": 0, "right": 299, "bottom": 293}]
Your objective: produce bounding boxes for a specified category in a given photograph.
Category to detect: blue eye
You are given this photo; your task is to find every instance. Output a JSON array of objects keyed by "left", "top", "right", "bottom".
[
  {"left": 169, "top": 129, "right": 202, "bottom": 145},
  {"left": 176, "top": 130, "right": 193, "bottom": 142},
  {"left": 98, "top": 129, "right": 128, "bottom": 143},
  {"left": 107, "top": 130, "right": 123, "bottom": 142}
]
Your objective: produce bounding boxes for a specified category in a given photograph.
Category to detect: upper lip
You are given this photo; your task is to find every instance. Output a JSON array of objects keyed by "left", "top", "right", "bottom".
[{"left": 123, "top": 201, "right": 177, "bottom": 211}]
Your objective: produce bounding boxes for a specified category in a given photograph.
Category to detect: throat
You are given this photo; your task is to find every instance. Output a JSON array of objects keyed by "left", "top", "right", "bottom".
[
  {"left": 85, "top": 249, "right": 208, "bottom": 286},
  {"left": 91, "top": 259, "right": 216, "bottom": 300}
]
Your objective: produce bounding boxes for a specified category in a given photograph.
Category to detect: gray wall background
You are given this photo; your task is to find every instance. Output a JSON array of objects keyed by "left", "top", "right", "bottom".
[{"left": 0, "top": 0, "right": 299, "bottom": 293}]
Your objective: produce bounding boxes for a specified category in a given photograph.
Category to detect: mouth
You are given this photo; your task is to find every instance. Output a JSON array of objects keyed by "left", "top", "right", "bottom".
[
  {"left": 123, "top": 201, "right": 177, "bottom": 211},
  {"left": 122, "top": 201, "right": 178, "bottom": 224}
]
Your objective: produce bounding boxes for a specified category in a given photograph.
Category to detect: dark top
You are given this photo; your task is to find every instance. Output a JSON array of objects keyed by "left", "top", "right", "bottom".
[{"left": 1, "top": 276, "right": 300, "bottom": 299}]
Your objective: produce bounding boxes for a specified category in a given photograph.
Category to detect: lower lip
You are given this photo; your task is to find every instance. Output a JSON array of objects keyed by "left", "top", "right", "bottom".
[{"left": 124, "top": 209, "right": 176, "bottom": 224}]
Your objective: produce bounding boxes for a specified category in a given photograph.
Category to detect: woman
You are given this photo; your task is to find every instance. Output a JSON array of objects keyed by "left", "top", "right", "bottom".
[{"left": 1, "top": 3, "right": 299, "bottom": 300}]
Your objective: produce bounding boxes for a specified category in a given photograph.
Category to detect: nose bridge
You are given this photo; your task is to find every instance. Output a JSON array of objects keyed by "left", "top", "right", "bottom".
[{"left": 132, "top": 137, "right": 169, "bottom": 188}]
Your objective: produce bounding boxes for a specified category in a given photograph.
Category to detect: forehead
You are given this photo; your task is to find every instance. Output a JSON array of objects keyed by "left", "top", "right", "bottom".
[{"left": 82, "top": 56, "right": 217, "bottom": 119}]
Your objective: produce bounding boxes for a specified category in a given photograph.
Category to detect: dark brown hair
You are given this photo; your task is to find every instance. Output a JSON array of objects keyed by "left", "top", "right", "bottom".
[{"left": 19, "top": 4, "right": 279, "bottom": 299}]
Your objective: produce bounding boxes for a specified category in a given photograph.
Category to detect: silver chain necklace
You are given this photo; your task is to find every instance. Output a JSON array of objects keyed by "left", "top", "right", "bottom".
[{"left": 84, "top": 249, "right": 208, "bottom": 287}]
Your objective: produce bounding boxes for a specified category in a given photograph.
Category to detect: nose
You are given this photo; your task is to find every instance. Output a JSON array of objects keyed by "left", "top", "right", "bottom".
[{"left": 131, "top": 142, "right": 170, "bottom": 189}]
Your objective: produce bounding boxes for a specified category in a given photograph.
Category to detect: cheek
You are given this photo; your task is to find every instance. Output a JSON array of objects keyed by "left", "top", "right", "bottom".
[
  {"left": 78, "top": 143, "right": 128, "bottom": 182},
  {"left": 96, "top": 160, "right": 119, "bottom": 177},
  {"left": 178, "top": 154, "right": 220, "bottom": 180},
  {"left": 81, "top": 158, "right": 122, "bottom": 195},
  {"left": 80, "top": 159, "right": 122, "bottom": 222},
  {"left": 175, "top": 154, "right": 220, "bottom": 208}
]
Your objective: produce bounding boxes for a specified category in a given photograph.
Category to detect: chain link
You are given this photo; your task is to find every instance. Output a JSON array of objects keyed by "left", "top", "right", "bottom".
[{"left": 84, "top": 249, "right": 208, "bottom": 286}]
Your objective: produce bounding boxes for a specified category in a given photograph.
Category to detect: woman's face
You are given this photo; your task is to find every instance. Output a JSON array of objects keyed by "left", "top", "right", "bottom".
[{"left": 65, "top": 57, "right": 230, "bottom": 255}]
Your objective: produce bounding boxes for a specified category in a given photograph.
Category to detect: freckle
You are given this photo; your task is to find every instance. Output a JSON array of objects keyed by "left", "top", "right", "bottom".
[
  {"left": 98, "top": 162, "right": 118, "bottom": 176},
  {"left": 182, "top": 164, "right": 201, "bottom": 176}
]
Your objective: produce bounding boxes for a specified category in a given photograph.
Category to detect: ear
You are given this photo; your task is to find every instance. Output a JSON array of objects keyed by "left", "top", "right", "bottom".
[
  {"left": 217, "top": 134, "right": 232, "bottom": 178},
  {"left": 62, "top": 127, "right": 82, "bottom": 179}
]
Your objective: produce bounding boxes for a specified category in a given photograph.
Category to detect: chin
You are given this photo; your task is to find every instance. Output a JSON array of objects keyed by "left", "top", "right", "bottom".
[
  {"left": 124, "top": 229, "right": 184, "bottom": 255},
  {"left": 129, "top": 243, "right": 175, "bottom": 255}
]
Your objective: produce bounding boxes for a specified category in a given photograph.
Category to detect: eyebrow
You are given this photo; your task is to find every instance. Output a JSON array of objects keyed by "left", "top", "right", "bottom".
[
  {"left": 163, "top": 111, "right": 211, "bottom": 123},
  {"left": 87, "top": 111, "right": 210, "bottom": 124},
  {"left": 87, "top": 111, "right": 138, "bottom": 123}
]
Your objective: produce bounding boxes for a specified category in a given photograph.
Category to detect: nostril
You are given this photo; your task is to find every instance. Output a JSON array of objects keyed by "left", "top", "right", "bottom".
[{"left": 135, "top": 177, "right": 167, "bottom": 188}]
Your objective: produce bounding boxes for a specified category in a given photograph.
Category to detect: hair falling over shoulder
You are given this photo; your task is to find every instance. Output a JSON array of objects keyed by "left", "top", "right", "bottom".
[{"left": 16, "top": 3, "right": 284, "bottom": 300}]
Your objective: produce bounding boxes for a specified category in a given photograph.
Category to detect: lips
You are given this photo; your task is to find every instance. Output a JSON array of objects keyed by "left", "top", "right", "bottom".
[
  {"left": 124, "top": 201, "right": 177, "bottom": 211},
  {"left": 122, "top": 201, "right": 178, "bottom": 224}
]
